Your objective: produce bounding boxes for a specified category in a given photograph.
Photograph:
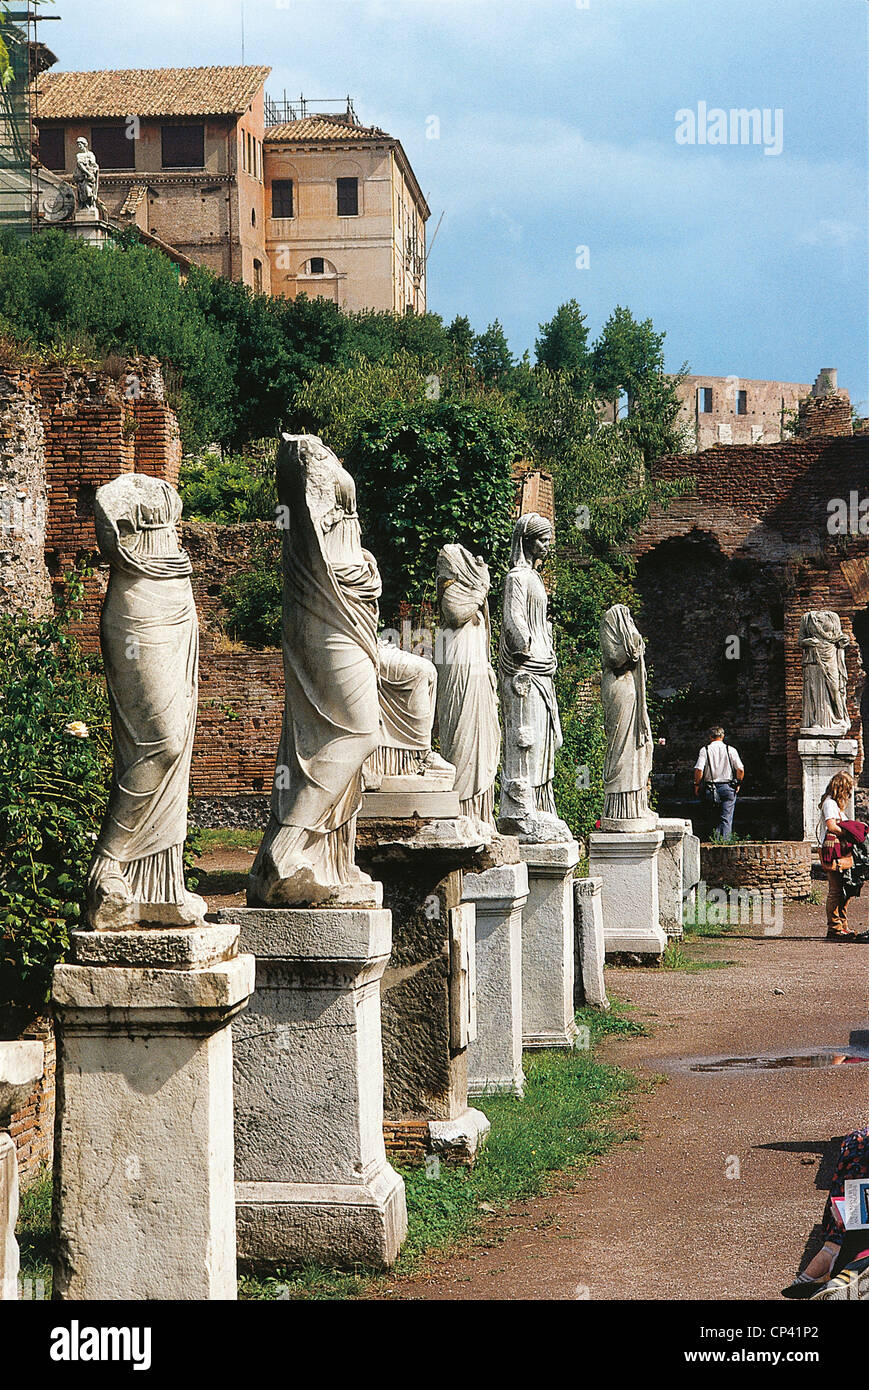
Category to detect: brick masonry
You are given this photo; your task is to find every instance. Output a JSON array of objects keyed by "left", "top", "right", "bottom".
[
  {"left": 5, "top": 1017, "right": 55, "bottom": 1186},
  {"left": 700, "top": 840, "right": 813, "bottom": 898}
]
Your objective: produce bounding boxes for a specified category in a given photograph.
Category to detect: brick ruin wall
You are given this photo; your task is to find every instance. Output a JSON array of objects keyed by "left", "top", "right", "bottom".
[{"left": 634, "top": 407, "right": 868, "bottom": 835}]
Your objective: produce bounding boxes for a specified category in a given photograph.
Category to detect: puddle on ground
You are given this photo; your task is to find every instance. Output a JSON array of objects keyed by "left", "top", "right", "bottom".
[{"left": 661, "top": 1048, "right": 869, "bottom": 1074}]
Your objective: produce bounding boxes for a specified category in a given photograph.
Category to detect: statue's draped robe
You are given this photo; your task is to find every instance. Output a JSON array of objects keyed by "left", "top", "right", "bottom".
[
  {"left": 800, "top": 611, "right": 849, "bottom": 732},
  {"left": 498, "top": 557, "right": 562, "bottom": 814},
  {"left": 436, "top": 545, "right": 500, "bottom": 827},
  {"left": 88, "top": 480, "right": 199, "bottom": 913},
  {"left": 600, "top": 604, "right": 653, "bottom": 821},
  {"left": 373, "top": 642, "right": 437, "bottom": 775},
  {"left": 253, "top": 446, "right": 381, "bottom": 897}
]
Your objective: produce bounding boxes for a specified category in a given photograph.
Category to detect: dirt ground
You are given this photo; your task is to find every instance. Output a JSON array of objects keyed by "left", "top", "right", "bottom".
[
  {"left": 199, "top": 849, "right": 868, "bottom": 1302},
  {"left": 378, "top": 900, "right": 869, "bottom": 1302}
]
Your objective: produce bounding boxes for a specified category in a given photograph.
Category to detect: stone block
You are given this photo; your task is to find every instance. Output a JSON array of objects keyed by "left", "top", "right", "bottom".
[
  {"left": 573, "top": 877, "right": 609, "bottom": 1011},
  {"left": 798, "top": 737, "right": 857, "bottom": 841},
  {"left": 657, "top": 817, "right": 693, "bottom": 938},
  {"left": 51, "top": 950, "right": 253, "bottom": 1300},
  {"left": 0, "top": 1042, "right": 43, "bottom": 1302},
  {"left": 589, "top": 828, "right": 666, "bottom": 959},
  {"left": 519, "top": 840, "right": 579, "bottom": 1048},
  {"left": 463, "top": 860, "right": 528, "bottom": 1097},
  {"left": 221, "top": 906, "right": 407, "bottom": 1269}
]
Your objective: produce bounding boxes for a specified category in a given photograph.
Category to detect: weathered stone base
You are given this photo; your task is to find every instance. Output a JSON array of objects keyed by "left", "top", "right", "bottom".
[
  {"left": 573, "top": 877, "right": 609, "bottom": 1011},
  {"left": 799, "top": 737, "right": 857, "bottom": 841},
  {"left": 657, "top": 817, "right": 695, "bottom": 938},
  {"left": 0, "top": 1042, "right": 44, "bottom": 1301},
  {"left": 218, "top": 905, "right": 407, "bottom": 1270},
  {"left": 383, "top": 1110, "right": 491, "bottom": 1167},
  {"left": 236, "top": 1166, "right": 406, "bottom": 1270},
  {"left": 519, "top": 840, "right": 580, "bottom": 1049},
  {"left": 463, "top": 859, "right": 527, "bottom": 1098},
  {"left": 589, "top": 828, "right": 666, "bottom": 960},
  {"left": 51, "top": 944, "right": 254, "bottom": 1300}
]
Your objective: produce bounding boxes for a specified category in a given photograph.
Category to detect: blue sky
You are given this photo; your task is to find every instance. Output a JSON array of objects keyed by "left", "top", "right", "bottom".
[{"left": 49, "top": 0, "right": 868, "bottom": 403}]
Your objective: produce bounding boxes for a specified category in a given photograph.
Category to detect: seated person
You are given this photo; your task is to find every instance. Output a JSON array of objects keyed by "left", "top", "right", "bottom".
[{"left": 783, "top": 1123, "right": 869, "bottom": 1296}]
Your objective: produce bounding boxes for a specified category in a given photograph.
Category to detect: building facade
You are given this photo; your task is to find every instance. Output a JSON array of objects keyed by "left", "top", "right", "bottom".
[
  {"left": 34, "top": 67, "right": 429, "bottom": 310},
  {"left": 674, "top": 372, "right": 820, "bottom": 450}
]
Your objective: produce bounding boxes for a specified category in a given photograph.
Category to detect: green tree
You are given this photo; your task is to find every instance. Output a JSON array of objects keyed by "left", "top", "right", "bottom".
[
  {"left": 535, "top": 300, "right": 591, "bottom": 381},
  {"left": 446, "top": 314, "right": 475, "bottom": 363},
  {"left": 473, "top": 319, "right": 515, "bottom": 385}
]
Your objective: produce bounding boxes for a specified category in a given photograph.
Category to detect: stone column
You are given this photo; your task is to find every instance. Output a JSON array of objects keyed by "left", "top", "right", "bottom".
[
  {"left": 588, "top": 827, "right": 667, "bottom": 960},
  {"left": 463, "top": 853, "right": 528, "bottom": 1098},
  {"left": 217, "top": 900, "right": 407, "bottom": 1269},
  {"left": 356, "top": 816, "right": 490, "bottom": 1163},
  {"left": 798, "top": 736, "right": 857, "bottom": 841},
  {"left": 657, "top": 817, "right": 695, "bottom": 938},
  {"left": 519, "top": 840, "right": 580, "bottom": 1049},
  {"left": 0, "top": 1042, "right": 44, "bottom": 1301},
  {"left": 51, "top": 925, "right": 254, "bottom": 1300},
  {"left": 573, "top": 877, "right": 609, "bottom": 1012}
]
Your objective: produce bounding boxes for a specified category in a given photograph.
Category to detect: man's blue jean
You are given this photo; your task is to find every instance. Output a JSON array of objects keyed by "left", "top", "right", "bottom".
[{"left": 712, "top": 782, "right": 737, "bottom": 840}]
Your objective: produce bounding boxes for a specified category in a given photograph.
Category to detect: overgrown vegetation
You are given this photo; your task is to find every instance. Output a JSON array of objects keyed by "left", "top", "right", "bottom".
[{"left": 0, "top": 571, "right": 111, "bottom": 1035}]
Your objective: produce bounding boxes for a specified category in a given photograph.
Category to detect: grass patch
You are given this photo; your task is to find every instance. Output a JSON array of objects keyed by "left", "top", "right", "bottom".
[
  {"left": 194, "top": 827, "right": 262, "bottom": 854},
  {"left": 17, "top": 1168, "right": 52, "bottom": 1295},
  {"left": 660, "top": 939, "right": 734, "bottom": 972},
  {"left": 241, "top": 1000, "right": 649, "bottom": 1300}
]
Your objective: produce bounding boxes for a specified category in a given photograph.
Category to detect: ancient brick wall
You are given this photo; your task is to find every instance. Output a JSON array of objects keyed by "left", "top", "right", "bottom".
[
  {"left": 0, "top": 368, "right": 51, "bottom": 617},
  {"left": 7, "top": 1017, "right": 55, "bottom": 1186},
  {"left": 700, "top": 840, "right": 812, "bottom": 898},
  {"left": 634, "top": 435, "right": 869, "bottom": 833}
]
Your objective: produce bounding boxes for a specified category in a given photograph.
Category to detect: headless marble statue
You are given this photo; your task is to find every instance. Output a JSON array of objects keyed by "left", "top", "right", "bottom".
[
  {"left": 799, "top": 610, "right": 849, "bottom": 735},
  {"left": 435, "top": 544, "right": 500, "bottom": 833},
  {"left": 599, "top": 603, "right": 656, "bottom": 831},
  {"left": 249, "top": 435, "right": 383, "bottom": 906},
  {"left": 87, "top": 474, "right": 207, "bottom": 929}
]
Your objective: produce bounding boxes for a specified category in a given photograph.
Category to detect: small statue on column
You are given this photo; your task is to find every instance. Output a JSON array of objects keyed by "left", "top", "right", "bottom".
[
  {"left": 73, "top": 137, "right": 99, "bottom": 212},
  {"left": 799, "top": 610, "right": 850, "bottom": 735}
]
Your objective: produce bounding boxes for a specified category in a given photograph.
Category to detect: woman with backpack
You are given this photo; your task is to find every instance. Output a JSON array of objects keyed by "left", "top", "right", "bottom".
[{"left": 819, "top": 771, "right": 859, "bottom": 940}]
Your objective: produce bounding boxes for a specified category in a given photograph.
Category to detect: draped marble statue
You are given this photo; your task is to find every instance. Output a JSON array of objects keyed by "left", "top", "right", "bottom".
[
  {"left": 364, "top": 641, "right": 455, "bottom": 787},
  {"left": 74, "top": 137, "right": 99, "bottom": 211},
  {"left": 87, "top": 474, "right": 207, "bottom": 929},
  {"left": 599, "top": 604, "right": 656, "bottom": 831},
  {"left": 800, "top": 610, "right": 849, "bottom": 735},
  {"left": 249, "top": 435, "right": 383, "bottom": 906},
  {"left": 497, "top": 514, "right": 570, "bottom": 841},
  {"left": 435, "top": 544, "right": 500, "bottom": 832}
]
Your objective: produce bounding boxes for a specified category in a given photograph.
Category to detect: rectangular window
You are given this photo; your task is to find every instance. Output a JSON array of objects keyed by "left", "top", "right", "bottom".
[
  {"left": 161, "top": 124, "right": 205, "bottom": 169},
  {"left": 337, "top": 177, "right": 358, "bottom": 216},
  {"left": 253, "top": 258, "right": 263, "bottom": 294},
  {"left": 38, "top": 126, "right": 66, "bottom": 170},
  {"left": 90, "top": 125, "right": 135, "bottom": 170},
  {"left": 310, "top": 257, "right": 325, "bottom": 275},
  {"left": 736, "top": 389, "right": 748, "bottom": 415},
  {"left": 699, "top": 386, "right": 713, "bottom": 413},
  {"left": 271, "top": 179, "right": 294, "bottom": 218}
]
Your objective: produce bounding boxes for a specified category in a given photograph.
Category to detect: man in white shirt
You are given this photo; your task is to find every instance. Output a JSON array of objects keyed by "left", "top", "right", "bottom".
[{"left": 693, "top": 726, "right": 745, "bottom": 840}]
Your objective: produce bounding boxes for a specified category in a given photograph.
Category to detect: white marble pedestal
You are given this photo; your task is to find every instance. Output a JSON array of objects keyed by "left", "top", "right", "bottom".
[
  {"left": 798, "top": 737, "right": 857, "bottom": 840},
  {"left": 589, "top": 827, "right": 667, "bottom": 959},
  {"left": 0, "top": 1042, "right": 44, "bottom": 1301},
  {"left": 519, "top": 840, "right": 579, "bottom": 1049},
  {"left": 573, "top": 877, "right": 609, "bottom": 1011},
  {"left": 51, "top": 926, "right": 254, "bottom": 1300},
  {"left": 463, "top": 860, "right": 528, "bottom": 1097},
  {"left": 218, "top": 903, "right": 408, "bottom": 1270}
]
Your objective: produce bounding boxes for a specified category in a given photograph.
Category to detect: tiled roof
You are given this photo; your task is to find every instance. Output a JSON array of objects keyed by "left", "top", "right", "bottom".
[
  {"left": 36, "top": 66, "right": 271, "bottom": 119},
  {"left": 265, "top": 117, "right": 392, "bottom": 143}
]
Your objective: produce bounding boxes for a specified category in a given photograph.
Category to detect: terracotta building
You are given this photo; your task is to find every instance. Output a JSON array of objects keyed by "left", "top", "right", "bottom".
[{"left": 34, "top": 66, "right": 429, "bottom": 310}]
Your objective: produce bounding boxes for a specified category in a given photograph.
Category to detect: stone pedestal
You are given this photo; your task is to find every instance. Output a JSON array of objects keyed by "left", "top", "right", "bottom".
[
  {"left": 798, "top": 737, "right": 857, "bottom": 841},
  {"left": 589, "top": 828, "right": 667, "bottom": 959},
  {"left": 657, "top": 817, "right": 696, "bottom": 938},
  {"left": 573, "top": 877, "right": 609, "bottom": 1011},
  {"left": 519, "top": 839, "right": 580, "bottom": 1049},
  {"left": 682, "top": 824, "right": 702, "bottom": 926},
  {"left": 0, "top": 1042, "right": 44, "bottom": 1301},
  {"left": 216, "top": 902, "right": 407, "bottom": 1269},
  {"left": 463, "top": 858, "right": 528, "bottom": 1097},
  {"left": 51, "top": 927, "right": 254, "bottom": 1301},
  {"left": 356, "top": 817, "right": 490, "bottom": 1163}
]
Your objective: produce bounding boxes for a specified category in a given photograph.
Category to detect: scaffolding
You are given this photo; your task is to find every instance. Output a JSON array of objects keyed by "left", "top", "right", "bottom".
[
  {"left": 264, "top": 92, "right": 358, "bottom": 128},
  {"left": 0, "top": 2, "right": 58, "bottom": 238}
]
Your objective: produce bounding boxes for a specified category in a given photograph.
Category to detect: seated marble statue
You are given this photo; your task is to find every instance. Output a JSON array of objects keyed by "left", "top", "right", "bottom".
[
  {"left": 497, "top": 513, "right": 570, "bottom": 842},
  {"left": 800, "top": 610, "right": 850, "bottom": 735},
  {"left": 249, "top": 435, "right": 383, "bottom": 906},
  {"left": 364, "top": 640, "right": 455, "bottom": 789},
  {"left": 599, "top": 603, "right": 656, "bottom": 830},
  {"left": 86, "top": 474, "right": 207, "bottom": 929}
]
